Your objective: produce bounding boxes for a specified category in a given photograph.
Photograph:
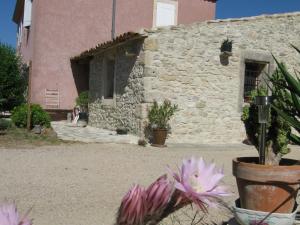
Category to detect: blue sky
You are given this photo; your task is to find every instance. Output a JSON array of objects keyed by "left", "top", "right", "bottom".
[
  {"left": 216, "top": 0, "right": 300, "bottom": 19},
  {"left": 0, "top": 0, "right": 16, "bottom": 47},
  {"left": 1, "top": 0, "right": 300, "bottom": 47}
]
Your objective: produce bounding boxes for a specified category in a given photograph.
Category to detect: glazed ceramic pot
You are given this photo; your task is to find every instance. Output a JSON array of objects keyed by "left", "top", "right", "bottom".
[{"left": 233, "top": 199, "right": 298, "bottom": 225}]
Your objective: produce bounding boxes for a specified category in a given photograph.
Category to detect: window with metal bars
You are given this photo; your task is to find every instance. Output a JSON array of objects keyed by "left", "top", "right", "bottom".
[{"left": 243, "top": 62, "right": 267, "bottom": 102}]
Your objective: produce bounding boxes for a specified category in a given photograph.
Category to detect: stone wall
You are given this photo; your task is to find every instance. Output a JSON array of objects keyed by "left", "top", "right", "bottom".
[
  {"left": 88, "top": 40, "right": 146, "bottom": 135},
  {"left": 141, "top": 12, "right": 300, "bottom": 144}
]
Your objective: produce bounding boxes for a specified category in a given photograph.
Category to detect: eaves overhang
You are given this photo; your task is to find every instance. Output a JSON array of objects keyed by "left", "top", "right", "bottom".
[{"left": 71, "top": 32, "right": 147, "bottom": 62}]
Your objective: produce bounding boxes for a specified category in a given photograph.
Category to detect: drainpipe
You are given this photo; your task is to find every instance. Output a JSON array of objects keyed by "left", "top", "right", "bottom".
[{"left": 112, "top": 0, "right": 116, "bottom": 40}]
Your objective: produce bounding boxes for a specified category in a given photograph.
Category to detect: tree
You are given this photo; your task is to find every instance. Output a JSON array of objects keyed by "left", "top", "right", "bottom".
[{"left": 0, "top": 43, "right": 27, "bottom": 111}]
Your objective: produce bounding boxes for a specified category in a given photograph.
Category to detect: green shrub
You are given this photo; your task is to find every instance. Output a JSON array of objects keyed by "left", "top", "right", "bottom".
[
  {"left": 75, "top": 91, "right": 89, "bottom": 111},
  {"left": 11, "top": 104, "right": 51, "bottom": 128},
  {"left": 242, "top": 88, "right": 267, "bottom": 149},
  {"left": 0, "top": 119, "right": 12, "bottom": 130},
  {"left": 220, "top": 38, "right": 233, "bottom": 52},
  {"left": 148, "top": 100, "right": 178, "bottom": 129}
]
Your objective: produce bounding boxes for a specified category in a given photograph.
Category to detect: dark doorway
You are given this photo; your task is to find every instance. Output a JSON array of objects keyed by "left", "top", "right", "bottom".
[{"left": 71, "top": 60, "right": 90, "bottom": 95}]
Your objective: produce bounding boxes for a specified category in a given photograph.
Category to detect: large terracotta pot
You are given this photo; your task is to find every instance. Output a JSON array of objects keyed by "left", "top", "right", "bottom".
[
  {"left": 232, "top": 157, "right": 300, "bottom": 213},
  {"left": 152, "top": 129, "right": 168, "bottom": 147}
]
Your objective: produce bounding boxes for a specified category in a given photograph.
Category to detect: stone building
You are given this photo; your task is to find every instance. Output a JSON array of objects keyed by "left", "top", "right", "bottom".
[{"left": 72, "top": 12, "right": 300, "bottom": 144}]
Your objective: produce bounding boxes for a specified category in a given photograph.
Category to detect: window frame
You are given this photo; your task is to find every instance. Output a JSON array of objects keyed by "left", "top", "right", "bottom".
[
  {"left": 153, "top": 0, "right": 178, "bottom": 28},
  {"left": 243, "top": 61, "right": 269, "bottom": 102},
  {"left": 238, "top": 50, "right": 275, "bottom": 111}
]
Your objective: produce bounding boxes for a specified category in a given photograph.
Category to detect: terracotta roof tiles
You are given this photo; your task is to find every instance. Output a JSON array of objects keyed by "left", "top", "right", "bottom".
[{"left": 71, "top": 32, "right": 146, "bottom": 61}]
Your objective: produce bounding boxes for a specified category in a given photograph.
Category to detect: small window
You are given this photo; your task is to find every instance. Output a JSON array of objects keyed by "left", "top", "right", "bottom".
[
  {"left": 154, "top": 0, "right": 178, "bottom": 27},
  {"left": 104, "top": 58, "right": 115, "bottom": 99},
  {"left": 243, "top": 61, "right": 268, "bottom": 102}
]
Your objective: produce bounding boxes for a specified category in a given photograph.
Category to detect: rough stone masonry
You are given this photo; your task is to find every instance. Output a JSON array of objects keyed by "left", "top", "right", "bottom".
[{"left": 88, "top": 12, "right": 300, "bottom": 144}]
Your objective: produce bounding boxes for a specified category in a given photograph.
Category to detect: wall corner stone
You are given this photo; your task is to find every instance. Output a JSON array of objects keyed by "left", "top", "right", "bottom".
[{"left": 144, "top": 38, "right": 159, "bottom": 51}]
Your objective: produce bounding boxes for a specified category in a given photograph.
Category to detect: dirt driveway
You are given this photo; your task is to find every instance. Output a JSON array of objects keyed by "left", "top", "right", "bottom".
[{"left": 0, "top": 143, "right": 299, "bottom": 225}]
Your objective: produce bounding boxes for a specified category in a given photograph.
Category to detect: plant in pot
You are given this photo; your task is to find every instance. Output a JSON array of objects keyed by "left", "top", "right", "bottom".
[
  {"left": 220, "top": 38, "right": 233, "bottom": 56},
  {"left": 148, "top": 100, "right": 178, "bottom": 147},
  {"left": 234, "top": 61, "right": 300, "bottom": 220},
  {"left": 75, "top": 91, "right": 89, "bottom": 125},
  {"left": 116, "top": 118, "right": 128, "bottom": 135}
]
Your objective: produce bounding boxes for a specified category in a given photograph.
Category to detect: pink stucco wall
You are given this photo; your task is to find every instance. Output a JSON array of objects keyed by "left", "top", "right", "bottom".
[
  {"left": 178, "top": 0, "right": 216, "bottom": 24},
  {"left": 16, "top": 0, "right": 216, "bottom": 110},
  {"left": 30, "top": 0, "right": 113, "bottom": 110},
  {"left": 115, "top": 0, "right": 154, "bottom": 35}
]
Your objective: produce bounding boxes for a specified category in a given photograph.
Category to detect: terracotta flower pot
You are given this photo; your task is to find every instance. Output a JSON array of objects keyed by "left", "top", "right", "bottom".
[
  {"left": 232, "top": 157, "right": 300, "bottom": 213},
  {"left": 152, "top": 129, "right": 168, "bottom": 147}
]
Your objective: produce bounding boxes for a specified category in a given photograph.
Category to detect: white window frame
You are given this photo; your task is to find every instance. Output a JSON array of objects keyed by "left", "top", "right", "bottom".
[{"left": 153, "top": 0, "right": 178, "bottom": 27}]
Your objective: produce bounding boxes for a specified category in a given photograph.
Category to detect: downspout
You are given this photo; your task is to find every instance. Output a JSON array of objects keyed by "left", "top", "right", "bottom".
[{"left": 111, "top": 0, "right": 116, "bottom": 40}]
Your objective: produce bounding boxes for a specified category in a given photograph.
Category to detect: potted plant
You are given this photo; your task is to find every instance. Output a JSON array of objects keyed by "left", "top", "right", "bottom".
[
  {"left": 234, "top": 61, "right": 300, "bottom": 215},
  {"left": 148, "top": 100, "right": 178, "bottom": 147},
  {"left": 116, "top": 118, "right": 128, "bottom": 135},
  {"left": 75, "top": 91, "right": 89, "bottom": 125},
  {"left": 220, "top": 38, "right": 233, "bottom": 56}
]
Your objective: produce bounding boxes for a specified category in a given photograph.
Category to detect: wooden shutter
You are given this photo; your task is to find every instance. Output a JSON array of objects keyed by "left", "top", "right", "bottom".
[
  {"left": 45, "top": 89, "right": 60, "bottom": 109},
  {"left": 156, "top": 2, "right": 176, "bottom": 27},
  {"left": 23, "top": 0, "right": 32, "bottom": 27}
]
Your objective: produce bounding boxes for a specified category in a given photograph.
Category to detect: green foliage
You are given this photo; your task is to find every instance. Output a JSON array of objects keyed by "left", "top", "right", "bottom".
[
  {"left": 11, "top": 104, "right": 51, "bottom": 128},
  {"left": 148, "top": 100, "right": 178, "bottom": 129},
  {"left": 220, "top": 38, "right": 233, "bottom": 52},
  {"left": 242, "top": 71, "right": 291, "bottom": 161},
  {"left": 76, "top": 91, "right": 89, "bottom": 111},
  {"left": 0, "top": 43, "right": 27, "bottom": 111},
  {"left": 242, "top": 88, "right": 267, "bottom": 149},
  {"left": 0, "top": 119, "right": 12, "bottom": 130},
  {"left": 271, "top": 45, "right": 300, "bottom": 145}
]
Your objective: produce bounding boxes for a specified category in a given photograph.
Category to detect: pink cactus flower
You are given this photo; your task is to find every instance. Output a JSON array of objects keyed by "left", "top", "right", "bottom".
[
  {"left": 146, "top": 175, "right": 172, "bottom": 216},
  {"left": 172, "top": 157, "right": 229, "bottom": 210},
  {"left": 117, "top": 184, "right": 147, "bottom": 225},
  {"left": 0, "top": 204, "right": 32, "bottom": 225}
]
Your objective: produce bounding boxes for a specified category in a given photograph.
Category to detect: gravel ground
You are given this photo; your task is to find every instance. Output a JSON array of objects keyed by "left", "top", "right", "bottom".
[{"left": 0, "top": 143, "right": 299, "bottom": 225}]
